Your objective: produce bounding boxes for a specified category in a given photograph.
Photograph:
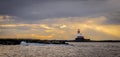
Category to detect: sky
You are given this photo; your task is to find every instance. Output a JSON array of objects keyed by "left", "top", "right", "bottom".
[{"left": 0, "top": 0, "right": 120, "bottom": 40}]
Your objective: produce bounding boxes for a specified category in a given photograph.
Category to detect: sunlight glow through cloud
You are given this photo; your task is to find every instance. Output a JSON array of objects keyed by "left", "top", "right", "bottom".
[{"left": 0, "top": 16, "right": 120, "bottom": 40}]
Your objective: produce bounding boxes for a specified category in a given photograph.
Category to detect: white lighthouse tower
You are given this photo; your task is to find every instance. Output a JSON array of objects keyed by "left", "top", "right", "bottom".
[
  {"left": 75, "top": 29, "right": 85, "bottom": 41},
  {"left": 75, "top": 29, "right": 90, "bottom": 42},
  {"left": 77, "top": 29, "right": 84, "bottom": 38}
]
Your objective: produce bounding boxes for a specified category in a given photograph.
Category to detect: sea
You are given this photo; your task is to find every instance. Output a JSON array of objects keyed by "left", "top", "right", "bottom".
[{"left": 0, "top": 42, "right": 120, "bottom": 57}]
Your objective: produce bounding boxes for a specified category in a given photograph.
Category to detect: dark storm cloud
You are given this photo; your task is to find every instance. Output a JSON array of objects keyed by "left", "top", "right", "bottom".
[
  {"left": 0, "top": 0, "right": 111, "bottom": 19},
  {"left": 102, "top": 11, "right": 120, "bottom": 25},
  {"left": 0, "top": 0, "right": 120, "bottom": 24}
]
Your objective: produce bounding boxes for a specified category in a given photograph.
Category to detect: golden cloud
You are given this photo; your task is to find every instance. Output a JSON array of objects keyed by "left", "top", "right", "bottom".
[
  {"left": 0, "top": 15, "right": 15, "bottom": 22},
  {"left": 0, "top": 24, "right": 55, "bottom": 29},
  {"left": 0, "top": 16, "right": 120, "bottom": 40},
  {"left": 60, "top": 25, "right": 67, "bottom": 28}
]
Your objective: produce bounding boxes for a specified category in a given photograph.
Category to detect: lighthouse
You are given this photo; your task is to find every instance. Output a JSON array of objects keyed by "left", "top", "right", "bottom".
[
  {"left": 75, "top": 29, "right": 85, "bottom": 41},
  {"left": 77, "top": 29, "right": 84, "bottom": 38}
]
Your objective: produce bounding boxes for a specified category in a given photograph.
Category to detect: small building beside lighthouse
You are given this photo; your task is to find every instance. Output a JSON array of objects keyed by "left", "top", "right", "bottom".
[{"left": 75, "top": 29, "right": 90, "bottom": 42}]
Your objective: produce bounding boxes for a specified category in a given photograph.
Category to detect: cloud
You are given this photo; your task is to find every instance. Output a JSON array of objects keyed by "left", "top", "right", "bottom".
[
  {"left": 60, "top": 25, "right": 67, "bottom": 28},
  {"left": 0, "top": 0, "right": 120, "bottom": 20},
  {"left": 0, "top": 0, "right": 120, "bottom": 40},
  {"left": 0, "top": 33, "right": 55, "bottom": 40},
  {"left": 102, "top": 11, "right": 120, "bottom": 25},
  {"left": 0, "top": 24, "right": 55, "bottom": 30},
  {"left": 0, "top": 15, "right": 15, "bottom": 22},
  {"left": 0, "top": 16, "right": 120, "bottom": 40},
  {"left": 39, "top": 24, "right": 55, "bottom": 29}
]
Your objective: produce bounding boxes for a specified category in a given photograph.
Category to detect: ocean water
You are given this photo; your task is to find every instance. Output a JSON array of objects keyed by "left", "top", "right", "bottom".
[{"left": 0, "top": 42, "right": 120, "bottom": 57}]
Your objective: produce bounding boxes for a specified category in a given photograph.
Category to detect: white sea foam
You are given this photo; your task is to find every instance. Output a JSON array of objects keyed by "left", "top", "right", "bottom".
[{"left": 20, "top": 41, "right": 69, "bottom": 46}]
